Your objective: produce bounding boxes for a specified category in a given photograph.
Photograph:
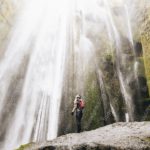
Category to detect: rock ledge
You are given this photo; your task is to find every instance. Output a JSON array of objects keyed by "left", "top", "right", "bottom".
[{"left": 26, "top": 122, "right": 150, "bottom": 150}]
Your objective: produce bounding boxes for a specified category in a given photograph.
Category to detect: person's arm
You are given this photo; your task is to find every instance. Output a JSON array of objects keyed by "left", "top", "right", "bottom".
[{"left": 71, "top": 99, "right": 77, "bottom": 114}]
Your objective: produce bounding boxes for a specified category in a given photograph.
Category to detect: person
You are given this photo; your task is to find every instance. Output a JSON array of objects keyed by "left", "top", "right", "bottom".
[{"left": 71, "top": 94, "right": 85, "bottom": 133}]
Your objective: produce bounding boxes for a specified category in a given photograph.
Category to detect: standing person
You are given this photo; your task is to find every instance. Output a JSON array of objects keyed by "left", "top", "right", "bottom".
[{"left": 71, "top": 94, "right": 85, "bottom": 133}]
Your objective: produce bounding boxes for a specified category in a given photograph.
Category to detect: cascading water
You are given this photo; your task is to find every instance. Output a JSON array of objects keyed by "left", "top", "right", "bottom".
[
  {"left": 0, "top": 0, "right": 146, "bottom": 149},
  {"left": 0, "top": 0, "right": 72, "bottom": 149}
]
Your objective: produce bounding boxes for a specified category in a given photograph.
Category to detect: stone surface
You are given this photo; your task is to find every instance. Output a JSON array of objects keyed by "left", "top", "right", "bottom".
[{"left": 24, "top": 122, "right": 150, "bottom": 150}]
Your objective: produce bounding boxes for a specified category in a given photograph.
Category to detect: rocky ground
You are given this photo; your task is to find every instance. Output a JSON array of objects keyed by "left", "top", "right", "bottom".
[{"left": 23, "top": 122, "right": 150, "bottom": 150}]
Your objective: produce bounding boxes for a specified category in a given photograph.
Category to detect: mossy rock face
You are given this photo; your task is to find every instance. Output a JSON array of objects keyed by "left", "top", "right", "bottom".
[
  {"left": 141, "top": 7, "right": 150, "bottom": 95},
  {"left": 136, "top": 57, "right": 146, "bottom": 77},
  {"left": 101, "top": 55, "right": 125, "bottom": 122},
  {"left": 144, "top": 137, "right": 150, "bottom": 142},
  {"left": 147, "top": 81, "right": 150, "bottom": 94},
  {"left": 141, "top": 39, "right": 150, "bottom": 94},
  {"left": 16, "top": 143, "right": 33, "bottom": 150},
  {"left": 83, "top": 71, "right": 105, "bottom": 130}
]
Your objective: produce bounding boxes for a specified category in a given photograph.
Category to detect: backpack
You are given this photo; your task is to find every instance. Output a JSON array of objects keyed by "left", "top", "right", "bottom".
[{"left": 79, "top": 99, "right": 85, "bottom": 109}]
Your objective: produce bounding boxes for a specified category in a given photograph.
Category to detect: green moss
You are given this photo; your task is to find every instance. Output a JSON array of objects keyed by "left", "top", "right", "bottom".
[
  {"left": 141, "top": 32, "right": 150, "bottom": 94},
  {"left": 144, "top": 137, "right": 150, "bottom": 142},
  {"left": 148, "top": 81, "right": 150, "bottom": 94},
  {"left": 105, "top": 54, "right": 112, "bottom": 62},
  {"left": 16, "top": 143, "right": 33, "bottom": 150},
  {"left": 136, "top": 57, "right": 146, "bottom": 77},
  {"left": 83, "top": 71, "right": 104, "bottom": 130}
]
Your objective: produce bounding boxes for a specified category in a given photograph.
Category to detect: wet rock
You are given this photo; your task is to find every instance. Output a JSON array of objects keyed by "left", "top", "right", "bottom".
[{"left": 25, "top": 122, "right": 150, "bottom": 150}]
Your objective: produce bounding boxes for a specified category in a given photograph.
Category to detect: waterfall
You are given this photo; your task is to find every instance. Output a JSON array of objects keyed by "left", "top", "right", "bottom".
[
  {"left": 0, "top": 0, "right": 72, "bottom": 149},
  {"left": 0, "top": 0, "right": 145, "bottom": 149}
]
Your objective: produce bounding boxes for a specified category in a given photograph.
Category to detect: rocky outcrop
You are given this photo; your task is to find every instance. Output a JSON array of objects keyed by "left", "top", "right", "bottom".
[{"left": 24, "top": 122, "right": 150, "bottom": 150}]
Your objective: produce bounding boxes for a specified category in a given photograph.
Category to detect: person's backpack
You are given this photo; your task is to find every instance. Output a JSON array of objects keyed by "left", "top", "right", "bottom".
[{"left": 79, "top": 99, "right": 85, "bottom": 109}]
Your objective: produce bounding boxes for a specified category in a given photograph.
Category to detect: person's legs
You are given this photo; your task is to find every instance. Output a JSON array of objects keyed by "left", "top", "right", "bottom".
[{"left": 76, "top": 110, "right": 83, "bottom": 133}]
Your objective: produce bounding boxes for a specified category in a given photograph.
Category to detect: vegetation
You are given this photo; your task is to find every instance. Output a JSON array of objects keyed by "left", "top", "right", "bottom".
[
  {"left": 83, "top": 71, "right": 104, "bottom": 130},
  {"left": 16, "top": 143, "right": 32, "bottom": 150},
  {"left": 141, "top": 8, "right": 150, "bottom": 94}
]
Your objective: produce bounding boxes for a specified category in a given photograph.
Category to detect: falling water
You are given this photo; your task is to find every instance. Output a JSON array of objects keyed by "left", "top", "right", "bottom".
[
  {"left": 0, "top": 0, "right": 72, "bottom": 149},
  {"left": 0, "top": 0, "right": 146, "bottom": 149}
]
